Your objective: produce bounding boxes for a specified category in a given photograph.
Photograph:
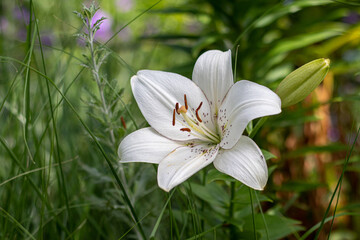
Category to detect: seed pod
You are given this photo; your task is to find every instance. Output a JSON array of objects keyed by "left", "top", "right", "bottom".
[{"left": 276, "top": 58, "right": 330, "bottom": 108}]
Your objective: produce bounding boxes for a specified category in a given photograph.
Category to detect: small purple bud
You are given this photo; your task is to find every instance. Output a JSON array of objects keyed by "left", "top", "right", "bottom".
[
  {"left": 91, "top": 10, "right": 113, "bottom": 42},
  {"left": 116, "top": 0, "right": 134, "bottom": 12}
]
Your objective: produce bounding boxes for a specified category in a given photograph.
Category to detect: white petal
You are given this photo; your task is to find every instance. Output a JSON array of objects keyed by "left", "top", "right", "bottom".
[
  {"left": 118, "top": 127, "right": 183, "bottom": 164},
  {"left": 214, "top": 136, "right": 268, "bottom": 190},
  {"left": 218, "top": 80, "right": 281, "bottom": 149},
  {"left": 192, "top": 50, "right": 234, "bottom": 117},
  {"left": 131, "top": 70, "right": 215, "bottom": 141},
  {"left": 157, "top": 144, "right": 219, "bottom": 191}
]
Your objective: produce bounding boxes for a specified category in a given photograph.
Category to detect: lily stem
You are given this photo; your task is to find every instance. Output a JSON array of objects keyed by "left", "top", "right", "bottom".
[{"left": 249, "top": 188, "right": 257, "bottom": 240}]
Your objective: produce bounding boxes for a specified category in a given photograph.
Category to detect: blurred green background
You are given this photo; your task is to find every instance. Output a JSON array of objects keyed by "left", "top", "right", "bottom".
[{"left": 0, "top": 0, "right": 360, "bottom": 239}]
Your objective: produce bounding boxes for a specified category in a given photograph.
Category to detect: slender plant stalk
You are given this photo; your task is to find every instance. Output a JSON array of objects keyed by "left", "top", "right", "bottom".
[
  {"left": 83, "top": 11, "right": 139, "bottom": 237},
  {"left": 314, "top": 126, "right": 360, "bottom": 239},
  {"left": 33, "top": 5, "right": 72, "bottom": 234},
  {"left": 249, "top": 188, "right": 257, "bottom": 240},
  {"left": 254, "top": 191, "right": 270, "bottom": 240},
  {"left": 0, "top": 56, "right": 147, "bottom": 240}
]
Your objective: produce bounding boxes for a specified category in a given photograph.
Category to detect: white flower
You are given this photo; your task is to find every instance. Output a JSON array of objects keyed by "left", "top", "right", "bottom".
[{"left": 118, "top": 50, "right": 281, "bottom": 192}]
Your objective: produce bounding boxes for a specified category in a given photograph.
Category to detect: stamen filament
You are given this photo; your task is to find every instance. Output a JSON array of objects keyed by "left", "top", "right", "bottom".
[
  {"left": 181, "top": 112, "right": 220, "bottom": 143},
  {"left": 172, "top": 96, "right": 220, "bottom": 143},
  {"left": 199, "top": 122, "right": 220, "bottom": 142}
]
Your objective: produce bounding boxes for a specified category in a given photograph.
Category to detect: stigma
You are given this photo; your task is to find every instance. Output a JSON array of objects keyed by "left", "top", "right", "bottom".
[{"left": 171, "top": 94, "right": 220, "bottom": 143}]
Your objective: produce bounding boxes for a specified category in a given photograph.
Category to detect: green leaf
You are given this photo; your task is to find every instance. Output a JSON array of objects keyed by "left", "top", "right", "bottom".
[
  {"left": 277, "top": 181, "right": 326, "bottom": 192},
  {"left": 187, "top": 182, "right": 228, "bottom": 207},
  {"left": 261, "top": 149, "right": 277, "bottom": 161},
  {"left": 233, "top": 187, "right": 273, "bottom": 205},
  {"left": 243, "top": 214, "right": 304, "bottom": 240},
  {"left": 285, "top": 143, "right": 348, "bottom": 157},
  {"left": 206, "top": 169, "right": 236, "bottom": 184}
]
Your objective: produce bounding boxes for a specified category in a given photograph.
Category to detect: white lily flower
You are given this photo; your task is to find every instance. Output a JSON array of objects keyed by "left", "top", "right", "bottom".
[{"left": 118, "top": 50, "right": 281, "bottom": 192}]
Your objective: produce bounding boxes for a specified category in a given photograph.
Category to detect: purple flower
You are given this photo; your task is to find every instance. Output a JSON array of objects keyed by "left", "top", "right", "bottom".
[
  {"left": 116, "top": 0, "right": 133, "bottom": 12},
  {"left": 39, "top": 32, "right": 54, "bottom": 46},
  {"left": 13, "top": 6, "right": 31, "bottom": 25},
  {"left": 91, "top": 10, "right": 113, "bottom": 42},
  {"left": 343, "top": 11, "right": 360, "bottom": 24},
  {"left": 0, "top": 18, "right": 9, "bottom": 33}
]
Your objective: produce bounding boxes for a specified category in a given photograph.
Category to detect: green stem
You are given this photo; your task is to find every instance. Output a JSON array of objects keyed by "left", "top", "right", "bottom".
[
  {"left": 249, "top": 188, "right": 257, "bottom": 240},
  {"left": 0, "top": 57, "right": 148, "bottom": 240}
]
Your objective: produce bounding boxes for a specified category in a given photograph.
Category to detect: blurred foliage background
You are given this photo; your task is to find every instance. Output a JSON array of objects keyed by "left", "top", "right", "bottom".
[{"left": 0, "top": 0, "right": 360, "bottom": 239}]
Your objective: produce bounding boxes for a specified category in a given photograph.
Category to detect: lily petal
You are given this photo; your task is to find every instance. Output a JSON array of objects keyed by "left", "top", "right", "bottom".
[
  {"left": 158, "top": 144, "right": 219, "bottom": 191},
  {"left": 218, "top": 80, "right": 281, "bottom": 149},
  {"left": 192, "top": 50, "right": 233, "bottom": 117},
  {"left": 131, "top": 70, "right": 215, "bottom": 141},
  {"left": 214, "top": 136, "right": 268, "bottom": 190},
  {"left": 118, "top": 127, "right": 183, "bottom": 164}
]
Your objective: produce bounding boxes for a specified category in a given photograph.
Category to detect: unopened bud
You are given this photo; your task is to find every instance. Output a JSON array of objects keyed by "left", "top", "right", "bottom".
[{"left": 276, "top": 58, "right": 330, "bottom": 108}]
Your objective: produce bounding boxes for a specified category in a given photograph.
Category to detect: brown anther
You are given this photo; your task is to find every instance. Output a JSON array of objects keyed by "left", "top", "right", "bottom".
[
  {"left": 175, "top": 103, "right": 180, "bottom": 114},
  {"left": 180, "top": 128, "right": 191, "bottom": 132},
  {"left": 184, "top": 94, "right": 188, "bottom": 110},
  {"left": 196, "top": 110, "right": 202, "bottom": 123},
  {"left": 178, "top": 105, "right": 187, "bottom": 113},
  {"left": 121, "top": 116, "right": 127, "bottom": 129},
  {"left": 172, "top": 109, "right": 176, "bottom": 126},
  {"left": 195, "top": 102, "right": 203, "bottom": 123},
  {"left": 196, "top": 102, "right": 203, "bottom": 112}
]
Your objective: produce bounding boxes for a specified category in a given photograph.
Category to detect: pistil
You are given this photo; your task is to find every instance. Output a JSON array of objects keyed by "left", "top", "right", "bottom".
[{"left": 172, "top": 95, "right": 220, "bottom": 143}]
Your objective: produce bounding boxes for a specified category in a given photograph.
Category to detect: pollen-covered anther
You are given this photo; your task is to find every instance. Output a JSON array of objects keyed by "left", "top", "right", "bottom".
[
  {"left": 175, "top": 103, "right": 180, "bottom": 114},
  {"left": 180, "top": 128, "right": 191, "bottom": 132},
  {"left": 195, "top": 102, "right": 203, "bottom": 123},
  {"left": 184, "top": 94, "right": 188, "bottom": 110},
  {"left": 172, "top": 109, "right": 176, "bottom": 126}
]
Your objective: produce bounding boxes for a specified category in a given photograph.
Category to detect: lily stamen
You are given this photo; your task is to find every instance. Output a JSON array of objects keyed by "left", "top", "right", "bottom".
[
  {"left": 195, "top": 102, "right": 203, "bottom": 123},
  {"left": 184, "top": 94, "right": 188, "bottom": 110},
  {"left": 175, "top": 103, "right": 180, "bottom": 114},
  {"left": 172, "top": 109, "right": 176, "bottom": 126},
  {"left": 196, "top": 111, "right": 202, "bottom": 123},
  {"left": 196, "top": 102, "right": 203, "bottom": 111},
  {"left": 180, "top": 128, "right": 191, "bottom": 132}
]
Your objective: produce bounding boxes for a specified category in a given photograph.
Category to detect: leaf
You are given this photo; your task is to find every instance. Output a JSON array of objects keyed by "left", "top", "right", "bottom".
[
  {"left": 267, "top": 23, "right": 346, "bottom": 58},
  {"left": 261, "top": 149, "right": 277, "bottom": 161},
  {"left": 187, "top": 182, "right": 228, "bottom": 207},
  {"left": 278, "top": 181, "right": 326, "bottom": 192},
  {"left": 206, "top": 169, "right": 236, "bottom": 184},
  {"left": 242, "top": 214, "right": 304, "bottom": 240},
  {"left": 254, "top": 0, "right": 333, "bottom": 28},
  {"left": 233, "top": 187, "right": 273, "bottom": 205},
  {"left": 284, "top": 143, "right": 348, "bottom": 157}
]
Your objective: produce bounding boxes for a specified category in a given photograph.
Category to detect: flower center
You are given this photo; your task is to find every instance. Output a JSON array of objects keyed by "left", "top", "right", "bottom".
[{"left": 172, "top": 94, "right": 220, "bottom": 143}]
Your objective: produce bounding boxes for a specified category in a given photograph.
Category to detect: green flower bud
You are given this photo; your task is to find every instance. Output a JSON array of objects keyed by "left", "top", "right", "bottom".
[{"left": 276, "top": 58, "right": 330, "bottom": 108}]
